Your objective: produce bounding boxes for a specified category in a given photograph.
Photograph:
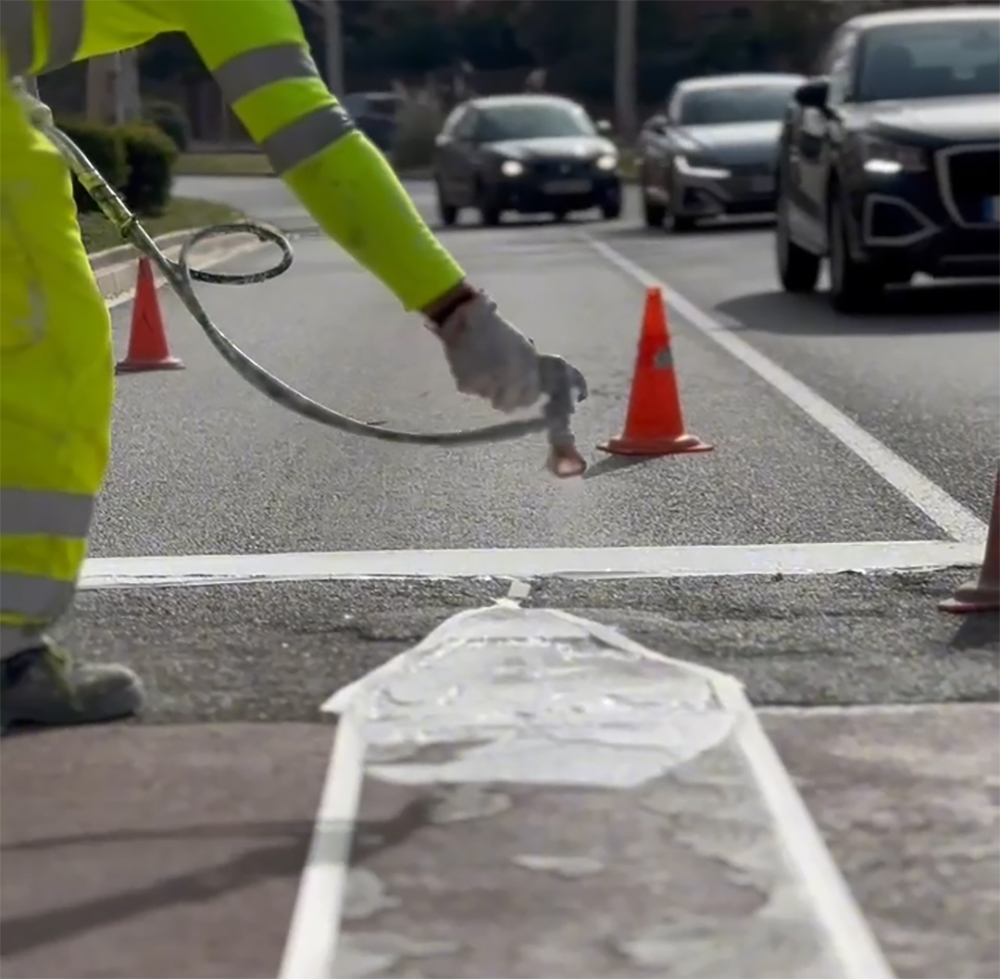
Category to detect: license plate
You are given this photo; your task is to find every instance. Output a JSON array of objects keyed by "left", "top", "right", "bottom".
[
  {"left": 750, "top": 175, "right": 775, "bottom": 194},
  {"left": 983, "top": 196, "right": 1000, "bottom": 223},
  {"left": 543, "top": 179, "right": 592, "bottom": 195}
]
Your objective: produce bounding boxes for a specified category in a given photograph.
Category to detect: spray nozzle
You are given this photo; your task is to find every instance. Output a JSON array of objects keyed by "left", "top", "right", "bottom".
[{"left": 538, "top": 355, "right": 589, "bottom": 478}]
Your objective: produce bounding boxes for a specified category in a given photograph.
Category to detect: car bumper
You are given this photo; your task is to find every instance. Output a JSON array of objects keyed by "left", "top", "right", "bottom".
[
  {"left": 653, "top": 165, "right": 778, "bottom": 217},
  {"left": 846, "top": 173, "right": 1000, "bottom": 279},
  {"left": 494, "top": 173, "right": 622, "bottom": 214}
]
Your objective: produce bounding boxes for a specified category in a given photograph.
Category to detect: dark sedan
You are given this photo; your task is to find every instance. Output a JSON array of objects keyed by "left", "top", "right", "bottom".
[
  {"left": 776, "top": 5, "right": 1000, "bottom": 311},
  {"left": 432, "top": 95, "right": 623, "bottom": 227},
  {"left": 637, "top": 73, "right": 805, "bottom": 232}
]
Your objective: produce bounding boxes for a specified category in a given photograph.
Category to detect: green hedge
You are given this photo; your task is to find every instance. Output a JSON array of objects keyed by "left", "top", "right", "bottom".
[
  {"left": 142, "top": 99, "right": 191, "bottom": 152},
  {"left": 390, "top": 95, "right": 446, "bottom": 172},
  {"left": 56, "top": 118, "right": 178, "bottom": 216},
  {"left": 120, "top": 122, "right": 179, "bottom": 215},
  {"left": 57, "top": 119, "right": 128, "bottom": 213}
]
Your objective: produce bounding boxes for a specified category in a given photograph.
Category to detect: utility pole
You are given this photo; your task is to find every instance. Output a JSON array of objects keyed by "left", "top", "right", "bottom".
[
  {"left": 614, "top": 0, "right": 638, "bottom": 142},
  {"left": 87, "top": 55, "right": 115, "bottom": 122},
  {"left": 117, "top": 49, "right": 143, "bottom": 124},
  {"left": 321, "top": 0, "right": 345, "bottom": 98}
]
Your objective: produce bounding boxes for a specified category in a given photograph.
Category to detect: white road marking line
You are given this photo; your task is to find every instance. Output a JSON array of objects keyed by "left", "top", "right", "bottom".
[
  {"left": 78, "top": 540, "right": 982, "bottom": 591},
  {"left": 712, "top": 673, "right": 896, "bottom": 978},
  {"left": 760, "top": 702, "right": 999, "bottom": 717},
  {"left": 104, "top": 238, "right": 268, "bottom": 310},
  {"left": 583, "top": 235, "right": 987, "bottom": 546},
  {"left": 278, "top": 714, "right": 365, "bottom": 979},
  {"left": 299, "top": 606, "right": 894, "bottom": 979}
]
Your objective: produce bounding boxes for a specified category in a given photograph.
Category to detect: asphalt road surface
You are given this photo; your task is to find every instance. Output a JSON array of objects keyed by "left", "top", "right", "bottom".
[{"left": 2, "top": 176, "right": 997, "bottom": 979}]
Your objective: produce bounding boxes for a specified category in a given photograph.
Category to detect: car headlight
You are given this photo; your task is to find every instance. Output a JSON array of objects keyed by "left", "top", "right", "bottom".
[
  {"left": 595, "top": 153, "right": 618, "bottom": 171},
  {"left": 500, "top": 159, "right": 524, "bottom": 177},
  {"left": 674, "top": 154, "right": 731, "bottom": 180},
  {"left": 856, "top": 135, "right": 927, "bottom": 175}
]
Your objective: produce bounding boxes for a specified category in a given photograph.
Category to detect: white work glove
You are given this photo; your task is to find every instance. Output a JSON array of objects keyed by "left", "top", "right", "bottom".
[{"left": 433, "top": 291, "right": 543, "bottom": 413}]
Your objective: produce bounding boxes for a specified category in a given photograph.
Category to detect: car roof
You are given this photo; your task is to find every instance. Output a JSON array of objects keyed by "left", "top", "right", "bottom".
[
  {"left": 674, "top": 73, "right": 807, "bottom": 93},
  {"left": 844, "top": 4, "right": 1000, "bottom": 32},
  {"left": 467, "top": 94, "right": 584, "bottom": 112}
]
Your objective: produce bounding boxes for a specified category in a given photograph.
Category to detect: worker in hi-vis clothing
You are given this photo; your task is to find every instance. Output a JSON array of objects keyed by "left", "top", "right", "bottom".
[{"left": 0, "top": 0, "right": 549, "bottom": 731}]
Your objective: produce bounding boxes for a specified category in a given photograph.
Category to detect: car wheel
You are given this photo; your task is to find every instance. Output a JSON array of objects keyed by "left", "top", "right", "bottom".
[
  {"left": 776, "top": 192, "right": 820, "bottom": 293},
  {"left": 643, "top": 198, "right": 666, "bottom": 228},
  {"left": 601, "top": 198, "right": 622, "bottom": 221},
  {"left": 475, "top": 181, "right": 502, "bottom": 227},
  {"left": 435, "top": 181, "right": 458, "bottom": 228},
  {"left": 828, "top": 193, "right": 883, "bottom": 313},
  {"left": 670, "top": 212, "right": 696, "bottom": 233}
]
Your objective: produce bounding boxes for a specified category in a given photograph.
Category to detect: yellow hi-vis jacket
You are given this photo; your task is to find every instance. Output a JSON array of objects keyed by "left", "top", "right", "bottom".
[{"left": 0, "top": 0, "right": 465, "bottom": 312}]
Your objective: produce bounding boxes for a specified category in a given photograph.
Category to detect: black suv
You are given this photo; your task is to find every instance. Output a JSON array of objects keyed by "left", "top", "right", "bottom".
[{"left": 775, "top": 6, "right": 1000, "bottom": 312}]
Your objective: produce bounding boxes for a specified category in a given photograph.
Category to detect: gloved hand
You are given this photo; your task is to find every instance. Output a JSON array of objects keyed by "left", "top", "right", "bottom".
[{"left": 432, "top": 290, "right": 542, "bottom": 413}]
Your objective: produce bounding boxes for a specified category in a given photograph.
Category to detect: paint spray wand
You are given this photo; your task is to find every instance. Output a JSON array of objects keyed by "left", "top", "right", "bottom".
[{"left": 16, "top": 79, "right": 589, "bottom": 477}]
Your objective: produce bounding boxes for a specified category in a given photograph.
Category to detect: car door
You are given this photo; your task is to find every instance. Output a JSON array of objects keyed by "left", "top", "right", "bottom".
[
  {"left": 434, "top": 105, "right": 470, "bottom": 201},
  {"left": 447, "top": 109, "right": 483, "bottom": 206},
  {"left": 813, "top": 30, "right": 859, "bottom": 252},
  {"left": 638, "top": 102, "right": 672, "bottom": 201},
  {"left": 785, "top": 28, "right": 857, "bottom": 249}
]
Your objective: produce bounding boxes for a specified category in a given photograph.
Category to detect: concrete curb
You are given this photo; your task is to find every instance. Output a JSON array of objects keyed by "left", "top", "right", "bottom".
[{"left": 92, "top": 225, "right": 272, "bottom": 306}]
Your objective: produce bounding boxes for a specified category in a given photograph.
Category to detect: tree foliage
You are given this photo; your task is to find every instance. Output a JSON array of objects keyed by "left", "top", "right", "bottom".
[{"left": 137, "top": 0, "right": 993, "bottom": 103}]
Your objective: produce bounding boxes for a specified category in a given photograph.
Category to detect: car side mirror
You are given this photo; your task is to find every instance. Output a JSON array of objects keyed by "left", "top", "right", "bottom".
[
  {"left": 794, "top": 78, "right": 830, "bottom": 109},
  {"left": 595, "top": 118, "right": 613, "bottom": 135},
  {"left": 645, "top": 114, "right": 669, "bottom": 134}
]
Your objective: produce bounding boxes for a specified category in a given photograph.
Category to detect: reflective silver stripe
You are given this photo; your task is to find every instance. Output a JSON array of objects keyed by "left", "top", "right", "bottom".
[
  {"left": 41, "top": 0, "right": 83, "bottom": 71},
  {"left": 1, "top": 573, "right": 76, "bottom": 620},
  {"left": 1, "top": 489, "right": 94, "bottom": 538},
  {"left": 213, "top": 42, "right": 322, "bottom": 106},
  {"left": 1, "top": 0, "right": 36, "bottom": 76},
  {"left": 0, "top": 623, "right": 46, "bottom": 659},
  {"left": 262, "top": 104, "right": 355, "bottom": 176}
]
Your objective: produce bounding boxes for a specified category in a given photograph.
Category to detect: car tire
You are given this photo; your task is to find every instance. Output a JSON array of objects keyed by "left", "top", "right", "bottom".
[
  {"left": 670, "top": 213, "right": 697, "bottom": 233},
  {"left": 601, "top": 198, "right": 622, "bottom": 221},
  {"left": 435, "top": 181, "right": 458, "bottom": 228},
  {"left": 643, "top": 196, "right": 666, "bottom": 229},
  {"left": 776, "top": 192, "right": 820, "bottom": 293},
  {"left": 475, "top": 181, "right": 502, "bottom": 227},
  {"left": 828, "top": 192, "right": 883, "bottom": 313}
]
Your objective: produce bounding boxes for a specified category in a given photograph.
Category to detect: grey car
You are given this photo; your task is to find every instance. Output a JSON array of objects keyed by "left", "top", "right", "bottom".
[{"left": 637, "top": 73, "right": 805, "bottom": 231}]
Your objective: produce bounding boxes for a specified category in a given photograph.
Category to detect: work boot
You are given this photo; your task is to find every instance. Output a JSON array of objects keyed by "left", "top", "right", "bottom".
[{"left": 0, "top": 644, "right": 144, "bottom": 733}]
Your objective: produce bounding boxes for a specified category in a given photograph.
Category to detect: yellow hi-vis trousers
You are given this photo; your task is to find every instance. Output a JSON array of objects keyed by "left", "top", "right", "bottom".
[{"left": 0, "top": 68, "right": 114, "bottom": 659}]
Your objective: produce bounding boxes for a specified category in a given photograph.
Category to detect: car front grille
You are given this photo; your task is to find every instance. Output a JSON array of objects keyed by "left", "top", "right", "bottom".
[
  {"left": 937, "top": 145, "right": 1000, "bottom": 227},
  {"left": 530, "top": 158, "right": 593, "bottom": 180},
  {"left": 726, "top": 160, "right": 774, "bottom": 178}
]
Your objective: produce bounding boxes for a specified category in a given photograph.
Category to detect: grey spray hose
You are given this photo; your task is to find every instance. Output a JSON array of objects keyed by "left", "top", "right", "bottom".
[{"left": 42, "top": 119, "right": 589, "bottom": 476}]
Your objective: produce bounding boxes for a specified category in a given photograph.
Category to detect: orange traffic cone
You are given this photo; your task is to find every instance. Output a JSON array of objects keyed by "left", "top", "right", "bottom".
[
  {"left": 939, "top": 470, "right": 1000, "bottom": 614},
  {"left": 598, "top": 287, "right": 712, "bottom": 457},
  {"left": 115, "top": 257, "right": 184, "bottom": 373}
]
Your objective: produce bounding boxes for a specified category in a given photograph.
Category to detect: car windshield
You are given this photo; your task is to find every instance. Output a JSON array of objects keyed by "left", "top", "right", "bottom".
[
  {"left": 856, "top": 18, "right": 1000, "bottom": 102},
  {"left": 477, "top": 103, "right": 596, "bottom": 141},
  {"left": 677, "top": 84, "right": 800, "bottom": 125}
]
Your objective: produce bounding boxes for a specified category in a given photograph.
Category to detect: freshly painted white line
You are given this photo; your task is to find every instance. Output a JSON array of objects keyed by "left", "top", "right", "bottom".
[
  {"left": 278, "top": 714, "right": 366, "bottom": 979},
  {"left": 584, "top": 235, "right": 987, "bottom": 546},
  {"left": 713, "top": 675, "right": 895, "bottom": 978},
  {"left": 760, "top": 702, "right": 998, "bottom": 717},
  {"left": 315, "top": 606, "right": 894, "bottom": 978},
  {"left": 78, "top": 539, "right": 982, "bottom": 590},
  {"left": 105, "top": 238, "right": 268, "bottom": 310}
]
